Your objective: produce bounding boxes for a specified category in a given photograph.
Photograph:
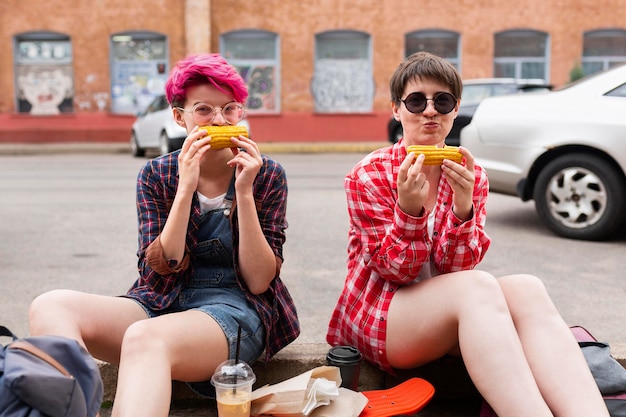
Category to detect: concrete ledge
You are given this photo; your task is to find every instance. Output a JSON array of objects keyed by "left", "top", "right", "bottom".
[{"left": 98, "top": 341, "right": 626, "bottom": 405}]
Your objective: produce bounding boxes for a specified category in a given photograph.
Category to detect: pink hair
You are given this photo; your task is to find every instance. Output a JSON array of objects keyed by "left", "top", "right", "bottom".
[{"left": 165, "top": 53, "right": 248, "bottom": 107}]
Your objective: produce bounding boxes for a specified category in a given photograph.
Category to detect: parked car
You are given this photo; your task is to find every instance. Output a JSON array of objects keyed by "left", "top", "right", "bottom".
[
  {"left": 130, "top": 94, "right": 187, "bottom": 157},
  {"left": 387, "top": 78, "right": 551, "bottom": 145},
  {"left": 130, "top": 94, "right": 252, "bottom": 157},
  {"left": 461, "top": 64, "right": 626, "bottom": 241}
]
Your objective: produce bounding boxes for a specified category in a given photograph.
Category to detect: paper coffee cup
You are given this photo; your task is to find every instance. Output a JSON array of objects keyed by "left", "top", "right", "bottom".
[{"left": 326, "top": 346, "right": 363, "bottom": 391}]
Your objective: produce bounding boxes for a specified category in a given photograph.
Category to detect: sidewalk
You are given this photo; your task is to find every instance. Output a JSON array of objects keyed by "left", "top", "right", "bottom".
[{"left": 0, "top": 141, "right": 390, "bottom": 156}]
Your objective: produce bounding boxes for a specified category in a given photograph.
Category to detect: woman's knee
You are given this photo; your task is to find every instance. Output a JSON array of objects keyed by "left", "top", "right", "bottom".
[
  {"left": 499, "top": 274, "right": 549, "bottom": 300},
  {"left": 450, "top": 270, "right": 507, "bottom": 308},
  {"left": 29, "top": 289, "right": 80, "bottom": 332},
  {"left": 120, "top": 320, "right": 166, "bottom": 359},
  {"left": 498, "top": 274, "right": 557, "bottom": 317}
]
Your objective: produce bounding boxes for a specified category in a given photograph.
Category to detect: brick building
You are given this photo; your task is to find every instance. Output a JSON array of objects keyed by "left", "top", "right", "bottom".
[{"left": 1, "top": 0, "right": 625, "bottom": 144}]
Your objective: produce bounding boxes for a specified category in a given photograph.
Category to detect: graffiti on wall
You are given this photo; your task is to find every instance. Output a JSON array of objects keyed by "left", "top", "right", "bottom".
[
  {"left": 236, "top": 65, "right": 277, "bottom": 112},
  {"left": 111, "top": 61, "right": 167, "bottom": 115},
  {"left": 311, "top": 59, "right": 374, "bottom": 113},
  {"left": 16, "top": 64, "right": 74, "bottom": 114}
]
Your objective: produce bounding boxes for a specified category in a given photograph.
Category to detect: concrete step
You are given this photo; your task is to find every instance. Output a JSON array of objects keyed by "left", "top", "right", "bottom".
[{"left": 98, "top": 341, "right": 626, "bottom": 415}]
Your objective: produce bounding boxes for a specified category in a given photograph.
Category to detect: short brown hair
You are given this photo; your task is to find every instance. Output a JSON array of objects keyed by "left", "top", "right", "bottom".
[{"left": 389, "top": 52, "right": 463, "bottom": 104}]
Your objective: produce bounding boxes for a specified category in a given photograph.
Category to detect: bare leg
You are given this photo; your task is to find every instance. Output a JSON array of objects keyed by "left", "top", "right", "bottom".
[
  {"left": 386, "top": 270, "right": 553, "bottom": 417},
  {"left": 29, "top": 289, "right": 148, "bottom": 364},
  {"left": 111, "top": 310, "right": 229, "bottom": 417},
  {"left": 498, "top": 274, "right": 609, "bottom": 417}
]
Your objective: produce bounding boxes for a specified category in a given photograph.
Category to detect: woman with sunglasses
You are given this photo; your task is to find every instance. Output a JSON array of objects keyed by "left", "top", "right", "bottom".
[
  {"left": 327, "top": 52, "right": 608, "bottom": 417},
  {"left": 29, "top": 53, "right": 300, "bottom": 417}
]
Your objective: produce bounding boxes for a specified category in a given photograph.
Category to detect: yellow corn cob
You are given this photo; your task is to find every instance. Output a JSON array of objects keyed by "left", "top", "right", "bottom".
[
  {"left": 198, "top": 125, "right": 249, "bottom": 149},
  {"left": 407, "top": 145, "right": 463, "bottom": 165}
]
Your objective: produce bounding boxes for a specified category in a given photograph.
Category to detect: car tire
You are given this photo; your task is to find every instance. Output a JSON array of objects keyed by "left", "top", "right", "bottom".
[
  {"left": 533, "top": 153, "right": 626, "bottom": 241},
  {"left": 130, "top": 132, "right": 145, "bottom": 157},
  {"left": 159, "top": 131, "right": 172, "bottom": 156}
]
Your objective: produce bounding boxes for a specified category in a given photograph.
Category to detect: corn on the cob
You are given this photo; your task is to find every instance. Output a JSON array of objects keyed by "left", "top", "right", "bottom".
[
  {"left": 198, "top": 125, "right": 249, "bottom": 149},
  {"left": 407, "top": 145, "right": 463, "bottom": 165}
]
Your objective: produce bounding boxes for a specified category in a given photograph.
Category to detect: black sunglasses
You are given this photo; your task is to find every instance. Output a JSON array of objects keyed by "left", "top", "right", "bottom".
[{"left": 400, "top": 92, "right": 457, "bottom": 114}]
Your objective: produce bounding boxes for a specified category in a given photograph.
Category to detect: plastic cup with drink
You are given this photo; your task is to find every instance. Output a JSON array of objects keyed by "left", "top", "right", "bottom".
[{"left": 211, "top": 359, "right": 256, "bottom": 417}]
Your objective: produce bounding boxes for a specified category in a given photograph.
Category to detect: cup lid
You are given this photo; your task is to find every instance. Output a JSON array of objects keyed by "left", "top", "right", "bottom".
[
  {"left": 211, "top": 359, "right": 256, "bottom": 387},
  {"left": 327, "top": 345, "right": 363, "bottom": 363}
]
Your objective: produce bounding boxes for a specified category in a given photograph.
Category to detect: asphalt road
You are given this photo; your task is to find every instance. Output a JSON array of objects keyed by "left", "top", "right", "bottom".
[{"left": 1, "top": 151, "right": 625, "bottom": 348}]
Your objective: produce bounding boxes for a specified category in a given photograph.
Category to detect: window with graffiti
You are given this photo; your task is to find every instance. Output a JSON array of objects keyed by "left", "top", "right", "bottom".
[
  {"left": 222, "top": 30, "right": 280, "bottom": 113},
  {"left": 312, "top": 30, "right": 374, "bottom": 113},
  {"left": 110, "top": 31, "right": 169, "bottom": 115},
  {"left": 14, "top": 32, "right": 74, "bottom": 115}
]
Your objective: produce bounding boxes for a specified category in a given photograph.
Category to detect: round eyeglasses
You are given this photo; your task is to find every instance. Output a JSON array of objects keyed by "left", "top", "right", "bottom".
[
  {"left": 400, "top": 92, "right": 457, "bottom": 115},
  {"left": 176, "top": 101, "right": 246, "bottom": 125}
]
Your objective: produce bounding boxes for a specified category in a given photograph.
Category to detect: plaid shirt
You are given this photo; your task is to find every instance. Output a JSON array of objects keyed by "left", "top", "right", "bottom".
[
  {"left": 126, "top": 151, "right": 300, "bottom": 361},
  {"left": 326, "top": 141, "right": 491, "bottom": 372}
]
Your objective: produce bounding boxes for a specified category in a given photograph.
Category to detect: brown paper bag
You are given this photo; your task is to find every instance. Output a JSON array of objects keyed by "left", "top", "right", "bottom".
[{"left": 251, "top": 366, "right": 367, "bottom": 417}]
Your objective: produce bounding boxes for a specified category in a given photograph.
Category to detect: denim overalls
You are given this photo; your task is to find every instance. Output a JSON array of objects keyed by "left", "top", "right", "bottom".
[{"left": 176, "top": 177, "right": 265, "bottom": 396}]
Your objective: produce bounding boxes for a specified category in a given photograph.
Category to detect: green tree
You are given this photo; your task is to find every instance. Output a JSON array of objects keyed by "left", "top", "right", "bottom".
[{"left": 569, "top": 63, "right": 585, "bottom": 82}]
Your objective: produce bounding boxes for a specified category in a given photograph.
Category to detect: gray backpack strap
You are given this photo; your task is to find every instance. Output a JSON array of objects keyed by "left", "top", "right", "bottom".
[{"left": 9, "top": 340, "right": 71, "bottom": 377}]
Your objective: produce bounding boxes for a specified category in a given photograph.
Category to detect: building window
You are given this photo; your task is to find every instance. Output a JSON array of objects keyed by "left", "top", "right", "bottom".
[
  {"left": 110, "top": 31, "right": 168, "bottom": 115},
  {"left": 14, "top": 31, "right": 74, "bottom": 115},
  {"left": 405, "top": 30, "right": 460, "bottom": 70},
  {"left": 494, "top": 30, "right": 549, "bottom": 81},
  {"left": 582, "top": 29, "right": 626, "bottom": 76},
  {"left": 221, "top": 30, "right": 279, "bottom": 113},
  {"left": 312, "top": 30, "right": 374, "bottom": 113}
]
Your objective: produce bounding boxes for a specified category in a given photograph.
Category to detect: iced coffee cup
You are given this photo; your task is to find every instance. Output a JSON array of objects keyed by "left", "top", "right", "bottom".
[{"left": 211, "top": 359, "right": 256, "bottom": 417}]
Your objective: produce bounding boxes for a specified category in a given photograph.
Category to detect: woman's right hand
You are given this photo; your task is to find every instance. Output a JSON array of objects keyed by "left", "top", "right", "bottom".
[
  {"left": 176, "top": 126, "right": 210, "bottom": 194},
  {"left": 397, "top": 152, "right": 429, "bottom": 217}
]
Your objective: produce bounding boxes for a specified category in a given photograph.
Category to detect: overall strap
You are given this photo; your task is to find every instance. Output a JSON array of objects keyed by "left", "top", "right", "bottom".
[{"left": 223, "top": 171, "right": 236, "bottom": 217}]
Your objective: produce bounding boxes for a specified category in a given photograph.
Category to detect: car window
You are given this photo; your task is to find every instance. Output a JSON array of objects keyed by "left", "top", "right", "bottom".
[
  {"left": 606, "top": 83, "right": 626, "bottom": 97},
  {"left": 145, "top": 97, "right": 162, "bottom": 114},
  {"left": 491, "top": 84, "right": 518, "bottom": 96},
  {"left": 462, "top": 85, "right": 493, "bottom": 103}
]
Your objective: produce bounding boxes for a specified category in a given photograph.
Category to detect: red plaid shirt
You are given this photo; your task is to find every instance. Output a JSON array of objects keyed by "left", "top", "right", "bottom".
[{"left": 326, "top": 141, "right": 491, "bottom": 372}]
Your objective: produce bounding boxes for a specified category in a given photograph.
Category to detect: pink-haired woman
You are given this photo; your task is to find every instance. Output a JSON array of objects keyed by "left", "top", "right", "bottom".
[{"left": 29, "top": 53, "right": 299, "bottom": 417}]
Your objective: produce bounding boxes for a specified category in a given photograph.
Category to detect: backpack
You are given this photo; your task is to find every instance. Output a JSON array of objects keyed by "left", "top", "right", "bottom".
[
  {"left": 479, "top": 326, "right": 626, "bottom": 417},
  {"left": 0, "top": 326, "right": 103, "bottom": 417}
]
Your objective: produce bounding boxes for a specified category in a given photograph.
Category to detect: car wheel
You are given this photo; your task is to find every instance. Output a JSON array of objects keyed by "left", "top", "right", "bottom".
[
  {"left": 392, "top": 125, "right": 403, "bottom": 143},
  {"left": 130, "top": 132, "right": 145, "bottom": 157},
  {"left": 533, "top": 153, "right": 626, "bottom": 240},
  {"left": 159, "top": 131, "right": 171, "bottom": 156}
]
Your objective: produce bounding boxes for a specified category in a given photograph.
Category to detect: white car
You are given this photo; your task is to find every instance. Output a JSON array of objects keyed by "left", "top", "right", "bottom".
[
  {"left": 461, "top": 64, "right": 626, "bottom": 241},
  {"left": 130, "top": 94, "right": 187, "bottom": 157}
]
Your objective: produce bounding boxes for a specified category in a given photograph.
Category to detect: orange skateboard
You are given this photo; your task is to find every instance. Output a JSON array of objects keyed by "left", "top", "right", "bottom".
[{"left": 359, "top": 377, "right": 435, "bottom": 417}]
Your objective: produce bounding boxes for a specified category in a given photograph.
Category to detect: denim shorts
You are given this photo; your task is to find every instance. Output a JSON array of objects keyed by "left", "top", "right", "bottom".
[{"left": 125, "top": 286, "right": 265, "bottom": 397}]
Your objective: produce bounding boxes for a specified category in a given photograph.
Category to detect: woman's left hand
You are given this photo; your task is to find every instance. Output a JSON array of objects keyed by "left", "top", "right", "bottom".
[
  {"left": 227, "top": 135, "right": 263, "bottom": 190},
  {"left": 441, "top": 146, "right": 475, "bottom": 221}
]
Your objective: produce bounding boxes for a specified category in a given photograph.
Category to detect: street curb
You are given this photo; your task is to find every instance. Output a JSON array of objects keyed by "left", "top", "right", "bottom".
[
  {"left": 98, "top": 341, "right": 626, "bottom": 405},
  {"left": 0, "top": 141, "right": 389, "bottom": 156}
]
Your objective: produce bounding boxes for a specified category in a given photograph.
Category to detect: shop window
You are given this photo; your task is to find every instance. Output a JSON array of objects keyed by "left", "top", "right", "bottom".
[
  {"left": 14, "top": 31, "right": 74, "bottom": 115},
  {"left": 221, "top": 30, "right": 279, "bottom": 113},
  {"left": 494, "top": 30, "right": 549, "bottom": 81},
  {"left": 110, "top": 31, "right": 168, "bottom": 115},
  {"left": 312, "top": 30, "right": 374, "bottom": 113},
  {"left": 405, "top": 30, "right": 460, "bottom": 70},
  {"left": 582, "top": 29, "right": 626, "bottom": 76}
]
